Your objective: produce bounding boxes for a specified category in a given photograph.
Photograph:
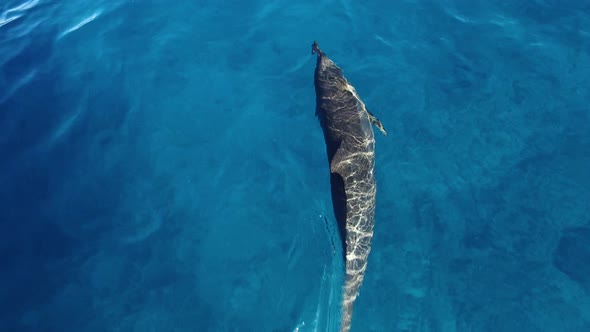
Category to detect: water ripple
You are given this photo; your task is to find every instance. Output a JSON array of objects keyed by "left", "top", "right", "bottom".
[{"left": 0, "top": 68, "right": 36, "bottom": 103}]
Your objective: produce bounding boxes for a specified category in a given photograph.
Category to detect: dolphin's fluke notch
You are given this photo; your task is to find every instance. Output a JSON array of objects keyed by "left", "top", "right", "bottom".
[{"left": 312, "top": 41, "right": 386, "bottom": 332}]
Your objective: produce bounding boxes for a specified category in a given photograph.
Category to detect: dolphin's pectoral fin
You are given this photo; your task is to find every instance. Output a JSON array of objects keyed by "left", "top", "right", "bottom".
[
  {"left": 329, "top": 144, "right": 347, "bottom": 174},
  {"left": 367, "top": 110, "right": 387, "bottom": 136}
]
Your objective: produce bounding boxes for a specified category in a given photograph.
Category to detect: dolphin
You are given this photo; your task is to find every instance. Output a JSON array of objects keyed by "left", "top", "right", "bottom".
[{"left": 312, "top": 41, "right": 387, "bottom": 332}]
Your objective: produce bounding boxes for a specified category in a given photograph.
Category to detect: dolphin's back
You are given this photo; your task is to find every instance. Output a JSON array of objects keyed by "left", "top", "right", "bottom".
[{"left": 312, "top": 41, "right": 384, "bottom": 332}]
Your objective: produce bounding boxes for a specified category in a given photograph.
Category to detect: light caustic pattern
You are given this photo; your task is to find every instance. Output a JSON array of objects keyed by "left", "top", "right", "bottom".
[
  {"left": 336, "top": 144, "right": 377, "bottom": 332},
  {"left": 327, "top": 81, "right": 379, "bottom": 331}
]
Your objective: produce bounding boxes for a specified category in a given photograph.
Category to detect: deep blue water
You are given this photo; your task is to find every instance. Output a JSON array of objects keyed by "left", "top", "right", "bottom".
[{"left": 1, "top": 0, "right": 590, "bottom": 331}]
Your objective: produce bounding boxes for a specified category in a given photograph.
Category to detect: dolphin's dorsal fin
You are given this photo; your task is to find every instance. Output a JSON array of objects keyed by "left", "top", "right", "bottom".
[{"left": 367, "top": 110, "right": 387, "bottom": 136}]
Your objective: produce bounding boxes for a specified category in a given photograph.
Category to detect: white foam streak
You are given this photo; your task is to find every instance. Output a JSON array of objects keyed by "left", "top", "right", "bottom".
[
  {"left": 47, "top": 105, "right": 84, "bottom": 145},
  {"left": 375, "top": 35, "right": 395, "bottom": 50},
  {"left": 59, "top": 10, "right": 102, "bottom": 38},
  {"left": 0, "top": 14, "right": 21, "bottom": 27},
  {"left": 0, "top": 0, "right": 40, "bottom": 28},
  {"left": 6, "top": 0, "right": 40, "bottom": 14}
]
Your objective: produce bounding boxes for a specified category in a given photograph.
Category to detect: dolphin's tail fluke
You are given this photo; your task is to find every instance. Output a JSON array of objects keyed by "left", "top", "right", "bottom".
[
  {"left": 340, "top": 301, "right": 353, "bottom": 332},
  {"left": 340, "top": 276, "right": 358, "bottom": 332}
]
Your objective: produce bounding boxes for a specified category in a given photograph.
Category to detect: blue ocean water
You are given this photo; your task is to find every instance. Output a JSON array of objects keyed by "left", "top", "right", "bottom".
[{"left": 1, "top": 0, "right": 590, "bottom": 331}]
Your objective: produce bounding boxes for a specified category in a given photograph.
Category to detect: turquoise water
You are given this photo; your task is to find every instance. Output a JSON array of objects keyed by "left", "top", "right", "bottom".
[{"left": 1, "top": 0, "right": 590, "bottom": 331}]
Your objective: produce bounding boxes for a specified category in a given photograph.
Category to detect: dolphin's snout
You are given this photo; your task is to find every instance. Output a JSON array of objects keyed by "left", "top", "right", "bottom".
[{"left": 312, "top": 41, "right": 323, "bottom": 56}]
